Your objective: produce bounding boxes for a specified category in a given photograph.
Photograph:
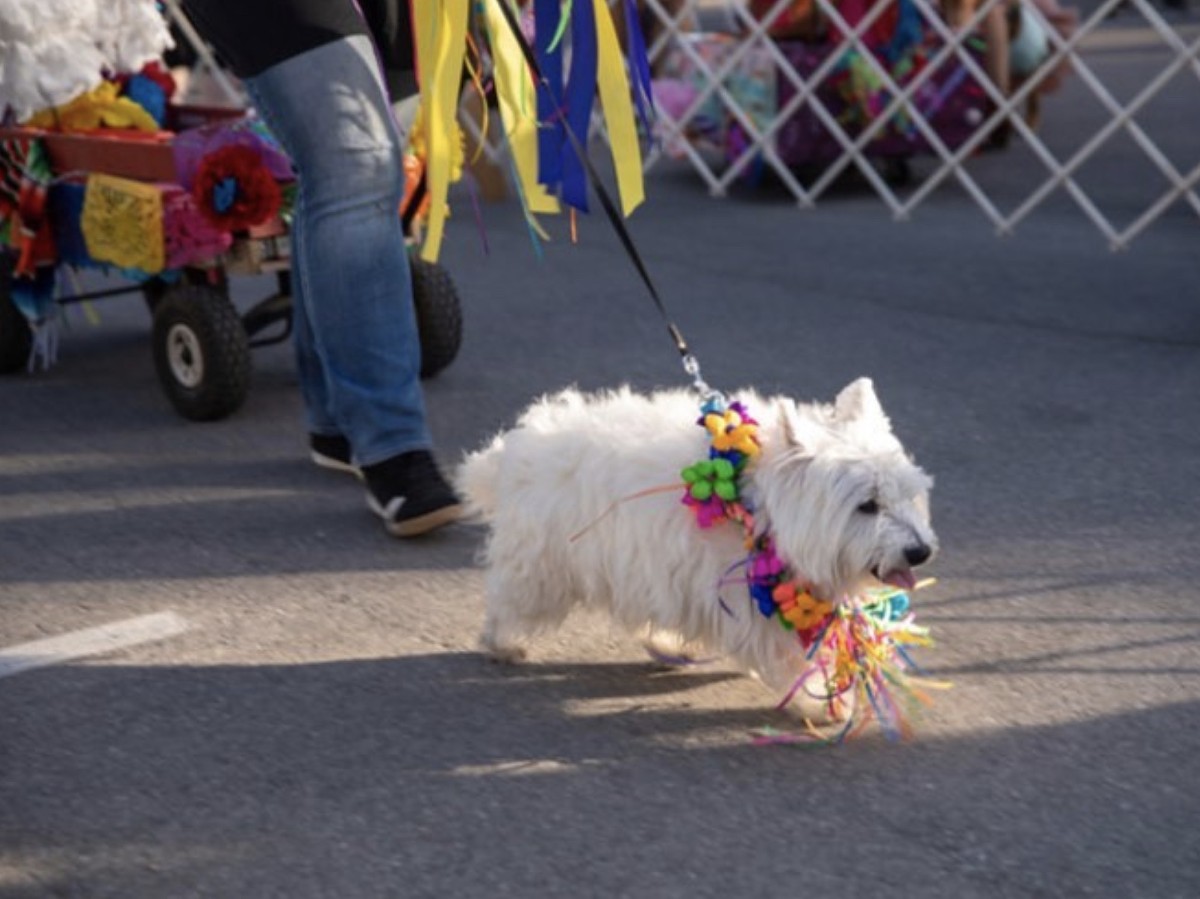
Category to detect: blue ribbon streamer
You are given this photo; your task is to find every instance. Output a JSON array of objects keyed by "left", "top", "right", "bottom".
[
  {"left": 534, "top": 0, "right": 566, "bottom": 188},
  {"left": 561, "top": 0, "right": 597, "bottom": 211},
  {"left": 622, "top": 0, "right": 655, "bottom": 135}
]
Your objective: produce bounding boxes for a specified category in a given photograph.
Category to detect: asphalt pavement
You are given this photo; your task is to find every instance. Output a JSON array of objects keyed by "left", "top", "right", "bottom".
[{"left": 2, "top": 17, "right": 1199, "bottom": 898}]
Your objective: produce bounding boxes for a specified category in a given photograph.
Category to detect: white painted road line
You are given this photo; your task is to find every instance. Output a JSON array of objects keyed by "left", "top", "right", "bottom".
[{"left": 0, "top": 612, "right": 190, "bottom": 680}]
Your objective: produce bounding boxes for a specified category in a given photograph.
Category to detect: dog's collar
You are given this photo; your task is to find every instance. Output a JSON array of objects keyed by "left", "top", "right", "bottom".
[
  {"left": 743, "top": 527, "right": 835, "bottom": 645},
  {"left": 680, "top": 398, "right": 837, "bottom": 644}
]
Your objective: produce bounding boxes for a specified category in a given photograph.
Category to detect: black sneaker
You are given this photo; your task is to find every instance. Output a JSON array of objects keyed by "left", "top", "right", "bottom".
[
  {"left": 363, "top": 449, "right": 463, "bottom": 537},
  {"left": 310, "top": 433, "right": 361, "bottom": 478}
]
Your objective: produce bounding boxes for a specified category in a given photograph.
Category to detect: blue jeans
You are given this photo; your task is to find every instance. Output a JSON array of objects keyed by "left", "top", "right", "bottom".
[{"left": 243, "top": 35, "right": 431, "bottom": 466}]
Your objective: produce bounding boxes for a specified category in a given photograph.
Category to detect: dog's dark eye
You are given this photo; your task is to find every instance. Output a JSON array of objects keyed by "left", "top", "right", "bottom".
[{"left": 857, "top": 499, "right": 880, "bottom": 515}]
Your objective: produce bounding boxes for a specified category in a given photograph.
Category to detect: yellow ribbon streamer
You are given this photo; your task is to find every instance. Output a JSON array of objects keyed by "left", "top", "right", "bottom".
[
  {"left": 592, "top": 0, "right": 644, "bottom": 217},
  {"left": 412, "top": 0, "right": 647, "bottom": 260},
  {"left": 412, "top": 0, "right": 471, "bottom": 262},
  {"left": 482, "top": 0, "right": 560, "bottom": 219}
]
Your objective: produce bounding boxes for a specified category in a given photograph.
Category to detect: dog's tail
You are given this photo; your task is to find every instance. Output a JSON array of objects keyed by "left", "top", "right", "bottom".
[{"left": 454, "top": 435, "right": 506, "bottom": 521}]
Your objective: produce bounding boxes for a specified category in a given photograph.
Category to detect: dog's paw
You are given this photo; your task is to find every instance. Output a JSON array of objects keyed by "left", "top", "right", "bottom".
[
  {"left": 781, "top": 684, "right": 857, "bottom": 727},
  {"left": 480, "top": 637, "right": 528, "bottom": 664},
  {"left": 641, "top": 631, "right": 711, "bottom": 669}
]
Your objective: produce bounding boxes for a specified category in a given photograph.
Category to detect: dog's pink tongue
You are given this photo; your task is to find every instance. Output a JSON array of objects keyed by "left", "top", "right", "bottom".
[{"left": 882, "top": 568, "right": 917, "bottom": 591}]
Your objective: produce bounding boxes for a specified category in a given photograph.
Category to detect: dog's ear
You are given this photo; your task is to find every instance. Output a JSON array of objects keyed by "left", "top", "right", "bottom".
[
  {"left": 834, "top": 377, "right": 890, "bottom": 430},
  {"left": 778, "top": 399, "right": 823, "bottom": 453}
]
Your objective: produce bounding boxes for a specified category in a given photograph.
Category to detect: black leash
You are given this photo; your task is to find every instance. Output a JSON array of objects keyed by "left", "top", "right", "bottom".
[{"left": 491, "top": 1, "right": 717, "bottom": 399}]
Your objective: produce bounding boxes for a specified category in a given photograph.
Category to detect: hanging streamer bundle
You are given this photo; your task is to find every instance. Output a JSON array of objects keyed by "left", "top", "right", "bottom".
[{"left": 410, "top": 0, "right": 654, "bottom": 261}]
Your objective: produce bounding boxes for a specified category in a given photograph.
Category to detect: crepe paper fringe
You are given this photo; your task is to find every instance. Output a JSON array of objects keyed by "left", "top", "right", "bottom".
[
  {"left": 410, "top": 0, "right": 652, "bottom": 261},
  {"left": 752, "top": 580, "right": 951, "bottom": 747}
]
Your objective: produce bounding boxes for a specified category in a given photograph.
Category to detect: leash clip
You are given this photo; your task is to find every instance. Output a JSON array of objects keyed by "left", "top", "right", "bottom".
[{"left": 681, "top": 353, "right": 727, "bottom": 411}]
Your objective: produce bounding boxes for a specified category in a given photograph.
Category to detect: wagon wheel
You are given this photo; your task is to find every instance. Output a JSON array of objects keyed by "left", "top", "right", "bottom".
[
  {"left": 411, "top": 256, "right": 462, "bottom": 379},
  {"left": 151, "top": 282, "right": 250, "bottom": 421},
  {"left": 0, "top": 253, "right": 33, "bottom": 374},
  {"left": 142, "top": 268, "right": 228, "bottom": 316}
]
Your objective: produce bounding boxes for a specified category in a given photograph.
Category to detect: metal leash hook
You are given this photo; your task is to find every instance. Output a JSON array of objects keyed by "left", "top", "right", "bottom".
[{"left": 681, "top": 352, "right": 727, "bottom": 413}]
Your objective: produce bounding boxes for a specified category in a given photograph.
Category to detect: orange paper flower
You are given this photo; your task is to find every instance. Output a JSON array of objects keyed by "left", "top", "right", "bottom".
[{"left": 772, "top": 582, "right": 834, "bottom": 631}]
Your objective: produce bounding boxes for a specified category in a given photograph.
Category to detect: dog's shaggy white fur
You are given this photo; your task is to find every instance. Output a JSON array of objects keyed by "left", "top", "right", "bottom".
[{"left": 457, "top": 378, "right": 936, "bottom": 696}]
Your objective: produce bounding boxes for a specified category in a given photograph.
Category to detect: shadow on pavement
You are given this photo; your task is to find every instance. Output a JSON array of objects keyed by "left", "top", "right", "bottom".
[{"left": 3, "top": 651, "right": 1197, "bottom": 897}]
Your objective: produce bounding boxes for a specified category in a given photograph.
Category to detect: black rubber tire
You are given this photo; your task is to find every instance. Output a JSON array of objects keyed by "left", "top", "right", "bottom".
[
  {"left": 142, "top": 269, "right": 228, "bottom": 317},
  {"left": 141, "top": 276, "right": 171, "bottom": 316},
  {"left": 0, "top": 253, "right": 33, "bottom": 374},
  {"left": 151, "top": 283, "right": 251, "bottom": 421},
  {"left": 411, "top": 257, "right": 462, "bottom": 379}
]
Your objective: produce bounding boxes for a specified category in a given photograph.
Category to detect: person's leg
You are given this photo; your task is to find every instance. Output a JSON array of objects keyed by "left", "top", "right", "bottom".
[
  {"left": 242, "top": 36, "right": 460, "bottom": 535},
  {"left": 179, "top": 1, "right": 357, "bottom": 469},
  {"left": 289, "top": 257, "right": 359, "bottom": 474},
  {"left": 242, "top": 35, "right": 430, "bottom": 466}
]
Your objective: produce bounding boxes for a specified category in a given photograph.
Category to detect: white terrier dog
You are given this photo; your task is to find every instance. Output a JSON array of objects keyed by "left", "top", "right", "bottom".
[{"left": 457, "top": 378, "right": 936, "bottom": 699}]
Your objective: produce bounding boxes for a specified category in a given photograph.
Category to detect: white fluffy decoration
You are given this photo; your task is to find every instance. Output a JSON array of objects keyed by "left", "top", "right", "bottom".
[
  {"left": 458, "top": 378, "right": 938, "bottom": 703},
  {"left": 0, "top": 0, "right": 173, "bottom": 120}
]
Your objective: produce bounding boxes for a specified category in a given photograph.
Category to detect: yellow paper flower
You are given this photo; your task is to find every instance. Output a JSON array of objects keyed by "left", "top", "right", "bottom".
[{"left": 705, "top": 410, "right": 760, "bottom": 457}]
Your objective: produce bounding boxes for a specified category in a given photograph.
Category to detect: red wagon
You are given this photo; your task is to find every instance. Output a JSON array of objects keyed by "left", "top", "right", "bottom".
[{"left": 0, "top": 104, "right": 462, "bottom": 421}]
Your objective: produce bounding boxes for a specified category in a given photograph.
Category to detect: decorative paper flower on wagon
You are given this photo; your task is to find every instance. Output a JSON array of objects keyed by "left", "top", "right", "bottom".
[
  {"left": 172, "top": 117, "right": 293, "bottom": 191},
  {"left": 191, "top": 144, "right": 283, "bottom": 233},
  {"left": 161, "top": 187, "right": 234, "bottom": 270}
]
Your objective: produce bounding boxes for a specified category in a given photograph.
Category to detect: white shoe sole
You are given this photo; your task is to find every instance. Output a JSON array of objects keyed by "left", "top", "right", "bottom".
[
  {"left": 366, "top": 494, "right": 464, "bottom": 537},
  {"left": 311, "top": 450, "right": 362, "bottom": 479}
]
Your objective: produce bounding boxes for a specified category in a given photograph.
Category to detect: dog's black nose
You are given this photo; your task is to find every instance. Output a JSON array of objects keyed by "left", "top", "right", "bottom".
[{"left": 904, "top": 544, "right": 932, "bottom": 566}]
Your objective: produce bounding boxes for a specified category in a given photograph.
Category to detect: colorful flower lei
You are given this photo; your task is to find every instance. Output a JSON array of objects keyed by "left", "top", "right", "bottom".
[
  {"left": 680, "top": 396, "right": 835, "bottom": 644},
  {"left": 679, "top": 396, "right": 946, "bottom": 743},
  {"left": 680, "top": 399, "right": 761, "bottom": 530}
]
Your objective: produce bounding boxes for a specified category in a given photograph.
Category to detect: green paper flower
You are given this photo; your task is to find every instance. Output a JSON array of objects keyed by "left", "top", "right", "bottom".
[{"left": 681, "top": 457, "right": 738, "bottom": 502}]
